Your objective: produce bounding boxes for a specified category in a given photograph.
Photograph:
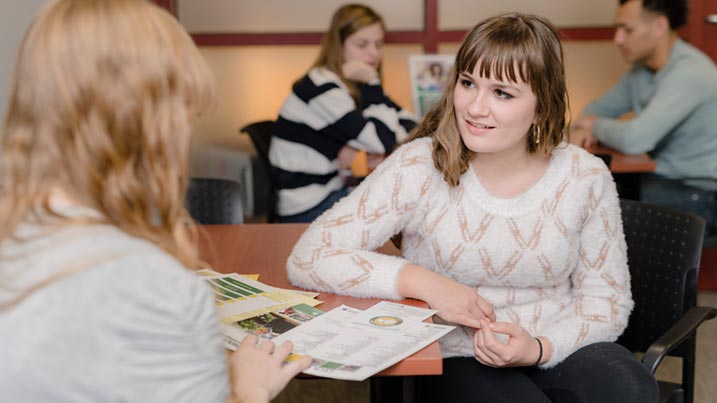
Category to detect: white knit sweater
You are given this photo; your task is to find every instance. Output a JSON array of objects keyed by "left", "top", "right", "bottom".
[{"left": 287, "top": 137, "right": 633, "bottom": 368}]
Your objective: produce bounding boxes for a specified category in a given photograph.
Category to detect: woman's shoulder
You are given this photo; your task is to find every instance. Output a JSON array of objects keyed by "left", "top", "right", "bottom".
[
  {"left": 306, "top": 67, "right": 343, "bottom": 87},
  {"left": 2, "top": 224, "right": 198, "bottom": 298},
  {"left": 358, "top": 137, "right": 439, "bottom": 189},
  {"left": 398, "top": 136, "right": 433, "bottom": 152},
  {"left": 552, "top": 143, "right": 611, "bottom": 175},
  {"left": 289, "top": 67, "right": 348, "bottom": 102},
  {"left": 88, "top": 228, "right": 201, "bottom": 294},
  {"left": 384, "top": 138, "right": 435, "bottom": 169},
  {"left": 550, "top": 143, "right": 616, "bottom": 195}
]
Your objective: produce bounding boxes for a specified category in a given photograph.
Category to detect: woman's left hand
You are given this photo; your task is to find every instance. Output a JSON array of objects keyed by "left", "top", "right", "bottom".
[
  {"left": 472, "top": 319, "right": 547, "bottom": 367},
  {"left": 342, "top": 60, "right": 379, "bottom": 83}
]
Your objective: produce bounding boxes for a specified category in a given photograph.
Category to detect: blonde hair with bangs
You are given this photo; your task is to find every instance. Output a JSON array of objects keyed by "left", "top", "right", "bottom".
[
  {"left": 313, "top": 3, "right": 385, "bottom": 106},
  {"left": 407, "top": 13, "right": 569, "bottom": 186},
  {"left": 0, "top": 0, "right": 214, "bottom": 268}
]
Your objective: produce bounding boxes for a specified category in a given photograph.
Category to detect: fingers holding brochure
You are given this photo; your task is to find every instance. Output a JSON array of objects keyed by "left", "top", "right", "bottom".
[{"left": 229, "top": 335, "right": 312, "bottom": 403}]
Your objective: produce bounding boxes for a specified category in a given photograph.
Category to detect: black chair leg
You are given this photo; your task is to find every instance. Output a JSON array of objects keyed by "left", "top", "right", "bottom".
[
  {"left": 371, "top": 377, "right": 403, "bottom": 403},
  {"left": 682, "top": 336, "right": 697, "bottom": 403}
]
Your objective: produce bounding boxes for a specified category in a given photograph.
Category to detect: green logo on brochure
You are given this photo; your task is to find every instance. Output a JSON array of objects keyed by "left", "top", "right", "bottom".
[{"left": 369, "top": 316, "right": 403, "bottom": 327}]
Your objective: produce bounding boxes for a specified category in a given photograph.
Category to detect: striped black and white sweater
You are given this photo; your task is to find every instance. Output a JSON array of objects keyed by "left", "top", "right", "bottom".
[{"left": 269, "top": 67, "right": 416, "bottom": 216}]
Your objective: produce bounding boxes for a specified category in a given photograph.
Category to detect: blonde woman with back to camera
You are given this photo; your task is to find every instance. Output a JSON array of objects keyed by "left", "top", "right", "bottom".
[
  {"left": 0, "top": 1, "right": 310, "bottom": 402},
  {"left": 287, "top": 13, "right": 660, "bottom": 402}
]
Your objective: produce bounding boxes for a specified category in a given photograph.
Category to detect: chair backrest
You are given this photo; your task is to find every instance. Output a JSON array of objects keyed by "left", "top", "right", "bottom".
[
  {"left": 185, "top": 177, "right": 244, "bottom": 225},
  {"left": 618, "top": 199, "right": 707, "bottom": 403},
  {"left": 240, "top": 120, "right": 277, "bottom": 222},
  {"left": 617, "top": 199, "right": 705, "bottom": 353}
]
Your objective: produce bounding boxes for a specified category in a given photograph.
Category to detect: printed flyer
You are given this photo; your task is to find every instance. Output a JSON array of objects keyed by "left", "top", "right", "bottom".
[{"left": 272, "top": 301, "right": 455, "bottom": 381}]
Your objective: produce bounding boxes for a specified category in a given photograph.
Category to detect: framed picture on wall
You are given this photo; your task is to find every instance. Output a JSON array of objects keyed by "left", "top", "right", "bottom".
[{"left": 408, "top": 54, "right": 455, "bottom": 116}]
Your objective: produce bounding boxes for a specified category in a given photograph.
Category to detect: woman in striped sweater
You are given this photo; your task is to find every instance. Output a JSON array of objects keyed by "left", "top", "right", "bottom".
[{"left": 270, "top": 4, "right": 416, "bottom": 222}]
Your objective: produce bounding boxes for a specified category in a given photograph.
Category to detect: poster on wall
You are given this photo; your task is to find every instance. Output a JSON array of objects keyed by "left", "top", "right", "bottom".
[{"left": 408, "top": 54, "right": 455, "bottom": 117}]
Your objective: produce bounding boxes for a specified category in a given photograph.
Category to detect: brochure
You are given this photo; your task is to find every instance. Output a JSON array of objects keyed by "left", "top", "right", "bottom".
[
  {"left": 198, "top": 269, "right": 321, "bottom": 324},
  {"left": 199, "top": 270, "right": 454, "bottom": 381},
  {"left": 220, "top": 303, "right": 325, "bottom": 350},
  {"left": 273, "top": 301, "right": 455, "bottom": 381}
]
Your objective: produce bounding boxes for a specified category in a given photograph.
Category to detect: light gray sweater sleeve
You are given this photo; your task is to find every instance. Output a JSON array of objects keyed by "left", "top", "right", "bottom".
[
  {"left": 582, "top": 72, "right": 633, "bottom": 119},
  {"left": 591, "top": 64, "right": 710, "bottom": 154}
]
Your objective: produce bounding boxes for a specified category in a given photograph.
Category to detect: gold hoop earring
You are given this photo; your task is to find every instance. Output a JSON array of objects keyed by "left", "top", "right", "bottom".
[{"left": 532, "top": 124, "right": 541, "bottom": 146}]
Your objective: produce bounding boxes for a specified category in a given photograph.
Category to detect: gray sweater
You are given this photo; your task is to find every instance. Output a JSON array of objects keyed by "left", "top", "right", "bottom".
[
  {"left": 0, "top": 221, "right": 230, "bottom": 402},
  {"left": 583, "top": 39, "right": 717, "bottom": 189}
]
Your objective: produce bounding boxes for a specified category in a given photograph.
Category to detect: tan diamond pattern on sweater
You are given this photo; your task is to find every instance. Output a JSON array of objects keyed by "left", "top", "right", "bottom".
[
  {"left": 357, "top": 188, "right": 389, "bottom": 224},
  {"left": 287, "top": 139, "right": 631, "bottom": 366},
  {"left": 459, "top": 211, "right": 493, "bottom": 244},
  {"left": 479, "top": 248, "right": 522, "bottom": 279},
  {"left": 507, "top": 218, "right": 543, "bottom": 250},
  {"left": 431, "top": 238, "right": 465, "bottom": 272},
  {"left": 540, "top": 179, "right": 569, "bottom": 216},
  {"left": 338, "top": 255, "right": 374, "bottom": 290}
]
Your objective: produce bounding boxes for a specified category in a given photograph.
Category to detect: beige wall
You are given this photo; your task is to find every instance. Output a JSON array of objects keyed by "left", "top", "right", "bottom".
[
  {"left": 178, "top": 0, "right": 424, "bottom": 32},
  {"left": 188, "top": 0, "right": 626, "bottom": 156},
  {"left": 438, "top": 0, "right": 617, "bottom": 29}
]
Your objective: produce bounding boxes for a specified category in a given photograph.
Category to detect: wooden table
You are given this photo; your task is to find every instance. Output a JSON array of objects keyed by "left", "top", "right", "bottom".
[
  {"left": 587, "top": 144, "right": 656, "bottom": 173},
  {"left": 588, "top": 144, "right": 656, "bottom": 200},
  {"left": 197, "top": 223, "right": 443, "bottom": 377}
]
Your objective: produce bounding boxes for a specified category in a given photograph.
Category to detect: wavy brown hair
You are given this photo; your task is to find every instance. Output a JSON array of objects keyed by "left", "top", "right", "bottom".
[
  {"left": 313, "top": 3, "right": 385, "bottom": 106},
  {"left": 0, "top": 0, "right": 214, "bottom": 268},
  {"left": 407, "top": 13, "right": 569, "bottom": 186}
]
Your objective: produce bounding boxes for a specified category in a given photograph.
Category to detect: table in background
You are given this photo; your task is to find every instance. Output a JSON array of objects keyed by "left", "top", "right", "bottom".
[
  {"left": 196, "top": 223, "right": 443, "bottom": 378},
  {"left": 588, "top": 144, "right": 656, "bottom": 200}
]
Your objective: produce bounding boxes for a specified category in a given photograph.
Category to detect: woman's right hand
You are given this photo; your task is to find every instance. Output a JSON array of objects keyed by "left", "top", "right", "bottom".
[
  {"left": 342, "top": 60, "right": 379, "bottom": 83},
  {"left": 227, "top": 335, "right": 312, "bottom": 403},
  {"left": 397, "top": 264, "right": 495, "bottom": 329}
]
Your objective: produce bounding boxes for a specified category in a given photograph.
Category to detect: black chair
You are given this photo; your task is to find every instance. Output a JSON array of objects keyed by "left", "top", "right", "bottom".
[
  {"left": 240, "top": 120, "right": 277, "bottom": 223},
  {"left": 185, "top": 177, "right": 244, "bottom": 225},
  {"left": 618, "top": 199, "right": 717, "bottom": 403}
]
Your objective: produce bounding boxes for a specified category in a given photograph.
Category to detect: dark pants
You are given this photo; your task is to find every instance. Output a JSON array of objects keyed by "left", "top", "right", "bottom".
[
  {"left": 415, "top": 342, "right": 658, "bottom": 403},
  {"left": 641, "top": 174, "right": 717, "bottom": 236},
  {"left": 278, "top": 188, "right": 349, "bottom": 223}
]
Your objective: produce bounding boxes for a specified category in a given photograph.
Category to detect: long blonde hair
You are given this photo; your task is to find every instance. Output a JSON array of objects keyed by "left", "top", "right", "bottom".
[
  {"left": 407, "top": 13, "right": 569, "bottom": 186},
  {"left": 0, "top": 0, "right": 214, "bottom": 268},
  {"left": 313, "top": 3, "right": 385, "bottom": 106}
]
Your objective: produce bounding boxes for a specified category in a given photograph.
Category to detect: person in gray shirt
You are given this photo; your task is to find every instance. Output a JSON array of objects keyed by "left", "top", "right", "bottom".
[
  {"left": 571, "top": 0, "right": 717, "bottom": 234},
  {"left": 0, "top": 1, "right": 311, "bottom": 402}
]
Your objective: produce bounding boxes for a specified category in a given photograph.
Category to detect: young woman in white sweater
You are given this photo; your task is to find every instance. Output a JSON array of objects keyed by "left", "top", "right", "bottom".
[{"left": 287, "top": 13, "right": 658, "bottom": 402}]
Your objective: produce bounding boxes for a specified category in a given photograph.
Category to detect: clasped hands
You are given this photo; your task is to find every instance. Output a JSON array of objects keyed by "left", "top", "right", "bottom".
[{"left": 417, "top": 271, "right": 545, "bottom": 368}]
